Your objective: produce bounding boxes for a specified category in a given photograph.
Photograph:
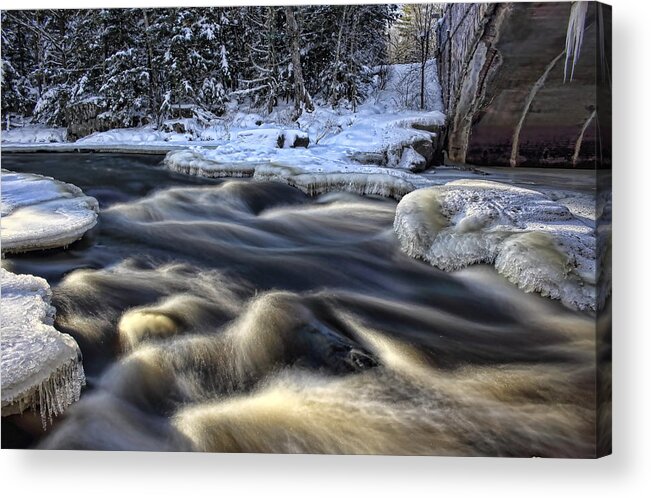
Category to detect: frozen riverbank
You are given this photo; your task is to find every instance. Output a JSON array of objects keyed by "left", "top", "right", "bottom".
[{"left": 2, "top": 63, "right": 445, "bottom": 171}]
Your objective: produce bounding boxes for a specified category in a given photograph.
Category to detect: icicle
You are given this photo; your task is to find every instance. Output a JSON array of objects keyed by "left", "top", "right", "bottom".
[
  {"left": 2, "top": 268, "right": 86, "bottom": 429},
  {"left": 564, "top": 1, "right": 589, "bottom": 82},
  {"left": 30, "top": 358, "right": 87, "bottom": 430}
]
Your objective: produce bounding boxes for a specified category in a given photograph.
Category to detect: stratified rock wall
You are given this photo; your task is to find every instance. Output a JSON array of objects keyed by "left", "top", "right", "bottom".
[{"left": 438, "top": 2, "right": 610, "bottom": 168}]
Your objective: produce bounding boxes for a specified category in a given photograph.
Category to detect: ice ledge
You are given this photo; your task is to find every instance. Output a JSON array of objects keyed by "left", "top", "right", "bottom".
[
  {"left": 394, "top": 179, "right": 600, "bottom": 311},
  {"left": 1, "top": 170, "right": 99, "bottom": 254},
  {"left": 1, "top": 268, "right": 86, "bottom": 427},
  {"left": 164, "top": 149, "right": 425, "bottom": 200}
]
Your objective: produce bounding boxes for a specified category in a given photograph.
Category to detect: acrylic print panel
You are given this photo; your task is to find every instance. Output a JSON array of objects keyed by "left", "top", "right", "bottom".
[{"left": 0, "top": 2, "right": 611, "bottom": 457}]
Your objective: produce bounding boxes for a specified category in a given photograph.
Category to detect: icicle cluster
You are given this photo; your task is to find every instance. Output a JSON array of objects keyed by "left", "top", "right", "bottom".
[
  {"left": 1, "top": 269, "right": 86, "bottom": 428},
  {"left": 564, "top": 2, "right": 589, "bottom": 82}
]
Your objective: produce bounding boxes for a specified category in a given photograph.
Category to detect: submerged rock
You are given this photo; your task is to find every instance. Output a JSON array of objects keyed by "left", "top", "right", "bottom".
[{"left": 394, "top": 179, "right": 599, "bottom": 311}]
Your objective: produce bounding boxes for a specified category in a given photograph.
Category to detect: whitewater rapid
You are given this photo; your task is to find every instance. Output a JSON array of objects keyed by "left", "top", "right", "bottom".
[{"left": 1, "top": 154, "right": 606, "bottom": 456}]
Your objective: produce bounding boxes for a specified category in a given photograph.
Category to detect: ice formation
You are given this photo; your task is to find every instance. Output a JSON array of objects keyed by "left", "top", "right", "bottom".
[
  {"left": 162, "top": 149, "right": 257, "bottom": 178},
  {"left": 1, "top": 268, "right": 85, "bottom": 426},
  {"left": 254, "top": 163, "right": 416, "bottom": 200},
  {"left": 394, "top": 180, "right": 598, "bottom": 311},
  {"left": 164, "top": 145, "right": 424, "bottom": 200},
  {"left": 1, "top": 170, "right": 99, "bottom": 253}
]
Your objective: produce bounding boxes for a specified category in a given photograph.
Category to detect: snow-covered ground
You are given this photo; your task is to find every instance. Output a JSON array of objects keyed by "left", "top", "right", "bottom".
[
  {"left": 159, "top": 63, "right": 445, "bottom": 198},
  {"left": 394, "top": 180, "right": 599, "bottom": 311},
  {"left": 1, "top": 170, "right": 99, "bottom": 253},
  {"left": 1, "top": 63, "right": 444, "bottom": 168},
  {"left": 1, "top": 268, "right": 86, "bottom": 426},
  {"left": 1, "top": 125, "right": 67, "bottom": 144}
]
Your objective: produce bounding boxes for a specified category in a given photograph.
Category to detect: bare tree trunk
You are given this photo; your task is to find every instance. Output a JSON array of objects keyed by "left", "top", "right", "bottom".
[
  {"left": 329, "top": 6, "right": 348, "bottom": 105},
  {"left": 413, "top": 4, "right": 435, "bottom": 110},
  {"left": 284, "top": 6, "right": 314, "bottom": 120},
  {"left": 348, "top": 9, "right": 360, "bottom": 111},
  {"left": 420, "top": 33, "right": 431, "bottom": 110},
  {"left": 420, "top": 50, "right": 426, "bottom": 110},
  {"left": 266, "top": 7, "right": 278, "bottom": 114},
  {"left": 141, "top": 10, "right": 159, "bottom": 126}
]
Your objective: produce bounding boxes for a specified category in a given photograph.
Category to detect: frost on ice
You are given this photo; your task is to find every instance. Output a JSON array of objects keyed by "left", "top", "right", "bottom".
[
  {"left": 1, "top": 171, "right": 93, "bottom": 424},
  {"left": 164, "top": 145, "right": 426, "bottom": 200},
  {"left": 1, "top": 268, "right": 85, "bottom": 426},
  {"left": 1, "top": 170, "right": 99, "bottom": 253},
  {"left": 254, "top": 163, "right": 417, "bottom": 200},
  {"left": 394, "top": 180, "right": 599, "bottom": 311}
]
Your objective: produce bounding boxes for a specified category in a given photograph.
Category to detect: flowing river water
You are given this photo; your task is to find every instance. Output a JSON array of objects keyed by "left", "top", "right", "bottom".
[{"left": 2, "top": 153, "right": 603, "bottom": 456}]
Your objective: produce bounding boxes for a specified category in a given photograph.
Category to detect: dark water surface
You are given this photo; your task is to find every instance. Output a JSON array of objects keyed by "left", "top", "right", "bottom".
[{"left": 2, "top": 153, "right": 598, "bottom": 456}]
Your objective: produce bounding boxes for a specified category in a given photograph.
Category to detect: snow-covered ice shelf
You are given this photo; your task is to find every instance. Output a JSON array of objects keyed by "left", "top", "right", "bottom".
[
  {"left": 1, "top": 170, "right": 99, "bottom": 253},
  {"left": 164, "top": 146, "right": 428, "bottom": 200},
  {"left": 254, "top": 163, "right": 418, "bottom": 200},
  {"left": 394, "top": 180, "right": 599, "bottom": 311},
  {"left": 1, "top": 172, "right": 93, "bottom": 424},
  {"left": 1, "top": 268, "right": 85, "bottom": 426}
]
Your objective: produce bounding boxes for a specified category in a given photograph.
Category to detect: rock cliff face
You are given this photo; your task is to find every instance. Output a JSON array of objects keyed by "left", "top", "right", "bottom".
[
  {"left": 438, "top": 2, "right": 611, "bottom": 169},
  {"left": 66, "top": 99, "right": 148, "bottom": 140},
  {"left": 66, "top": 99, "right": 113, "bottom": 140}
]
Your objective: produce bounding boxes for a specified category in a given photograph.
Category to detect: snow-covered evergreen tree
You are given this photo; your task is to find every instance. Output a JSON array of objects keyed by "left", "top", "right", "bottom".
[
  {"left": 153, "top": 9, "right": 226, "bottom": 118},
  {"left": 1, "top": 6, "right": 404, "bottom": 127},
  {"left": 235, "top": 7, "right": 289, "bottom": 114},
  {"left": 1, "top": 12, "right": 37, "bottom": 126}
]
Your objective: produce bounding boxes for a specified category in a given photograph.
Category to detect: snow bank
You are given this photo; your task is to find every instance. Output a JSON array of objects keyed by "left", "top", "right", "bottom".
[
  {"left": 1, "top": 170, "right": 99, "bottom": 253},
  {"left": 1, "top": 126, "right": 67, "bottom": 144},
  {"left": 167, "top": 62, "right": 445, "bottom": 171},
  {"left": 1, "top": 268, "right": 85, "bottom": 426},
  {"left": 236, "top": 128, "right": 309, "bottom": 149},
  {"left": 318, "top": 109, "right": 444, "bottom": 168},
  {"left": 394, "top": 180, "right": 598, "bottom": 311},
  {"left": 76, "top": 127, "right": 168, "bottom": 144}
]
